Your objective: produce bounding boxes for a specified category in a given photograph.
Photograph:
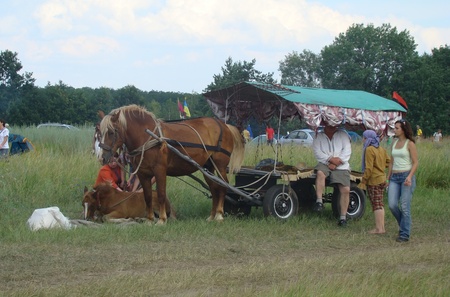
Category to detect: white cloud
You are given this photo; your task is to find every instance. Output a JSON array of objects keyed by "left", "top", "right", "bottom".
[
  {"left": 58, "top": 35, "right": 121, "bottom": 57},
  {"left": 412, "top": 27, "right": 450, "bottom": 53}
]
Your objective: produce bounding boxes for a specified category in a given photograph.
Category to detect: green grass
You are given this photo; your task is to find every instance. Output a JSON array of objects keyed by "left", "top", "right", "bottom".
[{"left": 0, "top": 127, "right": 449, "bottom": 296}]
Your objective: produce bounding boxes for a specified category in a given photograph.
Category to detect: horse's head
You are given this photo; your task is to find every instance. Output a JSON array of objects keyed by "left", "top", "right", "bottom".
[
  {"left": 99, "top": 110, "right": 125, "bottom": 165},
  {"left": 82, "top": 186, "right": 99, "bottom": 220},
  {"left": 99, "top": 105, "right": 158, "bottom": 165}
]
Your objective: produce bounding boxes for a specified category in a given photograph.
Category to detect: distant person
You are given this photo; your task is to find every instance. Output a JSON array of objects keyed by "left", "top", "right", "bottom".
[
  {"left": 92, "top": 122, "right": 102, "bottom": 158},
  {"left": 359, "top": 130, "right": 390, "bottom": 234},
  {"left": 94, "top": 153, "right": 125, "bottom": 191},
  {"left": 433, "top": 129, "right": 442, "bottom": 142},
  {"left": 0, "top": 119, "right": 9, "bottom": 158},
  {"left": 312, "top": 125, "right": 352, "bottom": 227},
  {"left": 242, "top": 128, "right": 250, "bottom": 143},
  {"left": 387, "top": 119, "right": 418, "bottom": 243},
  {"left": 266, "top": 124, "right": 275, "bottom": 145},
  {"left": 416, "top": 125, "right": 422, "bottom": 142}
]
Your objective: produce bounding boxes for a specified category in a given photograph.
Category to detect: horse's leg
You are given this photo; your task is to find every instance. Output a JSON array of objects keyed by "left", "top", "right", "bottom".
[
  {"left": 203, "top": 164, "right": 228, "bottom": 222},
  {"left": 215, "top": 170, "right": 228, "bottom": 222},
  {"left": 153, "top": 167, "right": 168, "bottom": 225},
  {"left": 139, "top": 175, "right": 155, "bottom": 223}
]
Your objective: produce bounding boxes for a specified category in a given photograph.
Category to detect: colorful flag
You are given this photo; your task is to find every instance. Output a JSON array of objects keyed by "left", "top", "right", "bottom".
[
  {"left": 184, "top": 98, "right": 191, "bottom": 117},
  {"left": 177, "top": 98, "right": 185, "bottom": 118},
  {"left": 392, "top": 91, "right": 408, "bottom": 110}
]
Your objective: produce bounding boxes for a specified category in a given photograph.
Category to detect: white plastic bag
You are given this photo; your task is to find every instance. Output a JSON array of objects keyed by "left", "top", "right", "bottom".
[{"left": 27, "top": 207, "right": 72, "bottom": 231}]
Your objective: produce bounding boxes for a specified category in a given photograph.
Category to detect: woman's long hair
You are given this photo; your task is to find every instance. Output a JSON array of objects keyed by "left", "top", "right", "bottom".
[{"left": 395, "top": 119, "right": 415, "bottom": 143}]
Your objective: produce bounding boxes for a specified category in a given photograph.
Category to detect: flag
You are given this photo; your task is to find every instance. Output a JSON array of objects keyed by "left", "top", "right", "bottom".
[
  {"left": 392, "top": 91, "right": 408, "bottom": 110},
  {"left": 177, "top": 98, "right": 185, "bottom": 118},
  {"left": 184, "top": 98, "right": 191, "bottom": 117}
]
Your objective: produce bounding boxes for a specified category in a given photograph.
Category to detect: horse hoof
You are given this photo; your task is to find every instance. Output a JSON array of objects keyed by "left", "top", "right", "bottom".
[
  {"left": 214, "top": 214, "right": 224, "bottom": 222},
  {"left": 156, "top": 219, "right": 166, "bottom": 225},
  {"left": 206, "top": 216, "right": 214, "bottom": 222}
]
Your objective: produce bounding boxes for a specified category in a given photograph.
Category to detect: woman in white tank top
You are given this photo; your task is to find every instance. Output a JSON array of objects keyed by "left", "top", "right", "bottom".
[{"left": 387, "top": 119, "right": 419, "bottom": 243}]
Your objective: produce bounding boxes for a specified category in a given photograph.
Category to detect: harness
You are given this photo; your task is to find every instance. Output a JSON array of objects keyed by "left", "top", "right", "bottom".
[
  {"left": 120, "top": 117, "right": 231, "bottom": 158},
  {"left": 165, "top": 118, "right": 231, "bottom": 157}
]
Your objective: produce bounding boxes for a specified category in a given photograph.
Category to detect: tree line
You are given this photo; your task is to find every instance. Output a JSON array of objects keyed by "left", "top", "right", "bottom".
[{"left": 1, "top": 23, "right": 449, "bottom": 136}]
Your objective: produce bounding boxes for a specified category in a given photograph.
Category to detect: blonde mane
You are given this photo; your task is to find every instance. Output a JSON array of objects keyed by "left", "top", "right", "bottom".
[{"left": 100, "top": 104, "right": 159, "bottom": 136}]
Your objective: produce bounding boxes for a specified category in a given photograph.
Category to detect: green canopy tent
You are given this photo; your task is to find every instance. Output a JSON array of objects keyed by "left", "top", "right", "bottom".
[{"left": 203, "top": 81, "right": 406, "bottom": 135}]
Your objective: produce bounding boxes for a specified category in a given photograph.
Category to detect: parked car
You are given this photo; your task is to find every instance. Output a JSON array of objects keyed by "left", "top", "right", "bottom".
[
  {"left": 248, "top": 134, "right": 279, "bottom": 146},
  {"left": 278, "top": 129, "right": 316, "bottom": 147},
  {"left": 37, "top": 123, "right": 79, "bottom": 130}
]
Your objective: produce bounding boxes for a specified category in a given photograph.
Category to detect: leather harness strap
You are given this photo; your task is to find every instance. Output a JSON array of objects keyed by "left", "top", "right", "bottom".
[
  {"left": 125, "top": 117, "right": 232, "bottom": 158},
  {"left": 165, "top": 140, "right": 231, "bottom": 157}
]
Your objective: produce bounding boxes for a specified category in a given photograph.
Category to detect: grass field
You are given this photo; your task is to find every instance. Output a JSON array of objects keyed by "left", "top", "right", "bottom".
[{"left": 0, "top": 127, "right": 449, "bottom": 296}]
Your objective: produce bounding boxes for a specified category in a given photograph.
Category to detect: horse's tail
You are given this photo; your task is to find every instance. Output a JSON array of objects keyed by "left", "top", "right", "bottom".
[{"left": 226, "top": 124, "right": 245, "bottom": 174}]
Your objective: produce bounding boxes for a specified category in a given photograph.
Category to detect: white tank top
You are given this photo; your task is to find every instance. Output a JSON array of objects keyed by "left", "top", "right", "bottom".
[{"left": 392, "top": 139, "right": 412, "bottom": 171}]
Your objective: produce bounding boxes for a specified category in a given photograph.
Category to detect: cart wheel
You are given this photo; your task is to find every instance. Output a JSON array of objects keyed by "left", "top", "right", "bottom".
[
  {"left": 223, "top": 199, "right": 251, "bottom": 217},
  {"left": 263, "top": 185, "right": 299, "bottom": 219},
  {"left": 331, "top": 182, "right": 366, "bottom": 220}
]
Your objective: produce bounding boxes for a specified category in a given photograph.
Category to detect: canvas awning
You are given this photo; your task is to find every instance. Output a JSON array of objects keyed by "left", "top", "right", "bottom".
[{"left": 203, "top": 81, "right": 406, "bottom": 135}]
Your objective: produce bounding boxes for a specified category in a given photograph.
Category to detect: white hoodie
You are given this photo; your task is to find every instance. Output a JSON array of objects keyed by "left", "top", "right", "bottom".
[{"left": 313, "top": 129, "right": 351, "bottom": 170}]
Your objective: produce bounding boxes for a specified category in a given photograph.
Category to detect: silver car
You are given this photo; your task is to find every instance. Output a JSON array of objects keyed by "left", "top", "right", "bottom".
[
  {"left": 37, "top": 123, "right": 79, "bottom": 130},
  {"left": 278, "top": 129, "right": 316, "bottom": 147}
]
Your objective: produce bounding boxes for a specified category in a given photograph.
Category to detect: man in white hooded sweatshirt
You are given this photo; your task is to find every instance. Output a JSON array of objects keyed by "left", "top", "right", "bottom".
[{"left": 312, "top": 125, "right": 352, "bottom": 226}]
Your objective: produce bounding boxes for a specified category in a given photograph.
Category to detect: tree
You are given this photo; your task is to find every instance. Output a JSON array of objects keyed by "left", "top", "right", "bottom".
[
  {"left": 204, "top": 57, "right": 275, "bottom": 92},
  {"left": 114, "top": 85, "right": 145, "bottom": 107},
  {"left": 0, "top": 50, "right": 35, "bottom": 116},
  {"left": 320, "top": 24, "right": 417, "bottom": 96},
  {"left": 395, "top": 45, "right": 450, "bottom": 136},
  {"left": 279, "top": 50, "right": 322, "bottom": 87}
]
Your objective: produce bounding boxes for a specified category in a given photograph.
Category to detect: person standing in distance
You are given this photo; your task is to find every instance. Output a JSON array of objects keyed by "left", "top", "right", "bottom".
[
  {"left": 433, "top": 129, "right": 442, "bottom": 142},
  {"left": 0, "top": 119, "right": 9, "bottom": 158},
  {"left": 415, "top": 125, "right": 422, "bottom": 142},
  {"left": 266, "top": 124, "right": 275, "bottom": 145}
]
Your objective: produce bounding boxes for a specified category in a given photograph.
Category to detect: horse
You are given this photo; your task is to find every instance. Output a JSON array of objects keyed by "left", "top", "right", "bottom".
[
  {"left": 82, "top": 183, "right": 175, "bottom": 222},
  {"left": 99, "top": 104, "right": 245, "bottom": 224}
]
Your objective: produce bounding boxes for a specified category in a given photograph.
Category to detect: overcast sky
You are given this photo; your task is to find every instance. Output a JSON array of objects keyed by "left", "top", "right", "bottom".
[{"left": 1, "top": 0, "right": 449, "bottom": 94}]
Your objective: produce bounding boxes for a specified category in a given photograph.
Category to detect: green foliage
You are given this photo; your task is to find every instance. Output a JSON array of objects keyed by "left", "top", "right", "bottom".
[
  {"left": 279, "top": 49, "right": 322, "bottom": 87},
  {"left": 396, "top": 45, "right": 450, "bottom": 136},
  {"left": 320, "top": 23, "right": 418, "bottom": 95},
  {"left": 204, "top": 57, "right": 276, "bottom": 92},
  {"left": 0, "top": 50, "right": 36, "bottom": 116}
]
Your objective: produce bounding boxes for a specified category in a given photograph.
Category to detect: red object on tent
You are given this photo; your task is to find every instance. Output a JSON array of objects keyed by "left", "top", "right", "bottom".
[{"left": 392, "top": 91, "right": 408, "bottom": 110}]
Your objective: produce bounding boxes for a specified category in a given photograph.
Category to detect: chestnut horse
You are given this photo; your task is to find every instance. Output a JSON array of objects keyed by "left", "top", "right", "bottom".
[
  {"left": 82, "top": 183, "right": 175, "bottom": 222},
  {"left": 99, "top": 104, "right": 245, "bottom": 224}
]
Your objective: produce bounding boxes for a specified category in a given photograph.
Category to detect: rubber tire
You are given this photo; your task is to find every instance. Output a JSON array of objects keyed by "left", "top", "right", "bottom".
[
  {"left": 223, "top": 199, "right": 251, "bottom": 217},
  {"left": 331, "top": 182, "right": 366, "bottom": 220},
  {"left": 263, "top": 185, "right": 299, "bottom": 219}
]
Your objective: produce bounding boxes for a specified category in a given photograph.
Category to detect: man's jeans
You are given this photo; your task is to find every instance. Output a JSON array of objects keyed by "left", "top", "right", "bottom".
[{"left": 388, "top": 171, "right": 416, "bottom": 239}]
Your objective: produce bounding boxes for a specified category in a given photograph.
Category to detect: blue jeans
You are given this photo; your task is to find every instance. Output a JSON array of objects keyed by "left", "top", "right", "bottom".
[{"left": 388, "top": 171, "right": 416, "bottom": 239}]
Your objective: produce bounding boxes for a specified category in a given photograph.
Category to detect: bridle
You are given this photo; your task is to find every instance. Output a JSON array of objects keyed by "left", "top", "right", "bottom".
[{"left": 98, "top": 127, "right": 123, "bottom": 163}]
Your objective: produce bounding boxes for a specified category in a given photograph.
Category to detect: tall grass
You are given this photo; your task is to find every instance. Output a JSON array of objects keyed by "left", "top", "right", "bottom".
[{"left": 0, "top": 127, "right": 449, "bottom": 296}]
